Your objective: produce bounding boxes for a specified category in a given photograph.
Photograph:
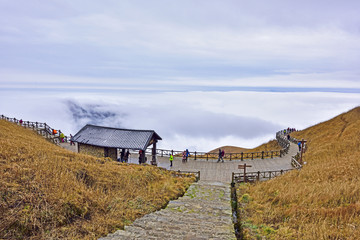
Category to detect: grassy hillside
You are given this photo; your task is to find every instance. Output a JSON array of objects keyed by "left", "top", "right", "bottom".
[
  {"left": 237, "top": 107, "right": 360, "bottom": 239},
  {"left": 210, "top": 140, "right": 281, "bottom": 154},
  {"left": 0, "top": 120, "right": 194, "bottom": 239}
]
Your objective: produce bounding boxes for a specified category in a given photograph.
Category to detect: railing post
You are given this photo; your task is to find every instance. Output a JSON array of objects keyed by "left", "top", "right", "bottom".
[
  {"left": 257, "top": 171, "right": 260, "bottom": 181},
  {"left": 230, "top": 153, "right": 232, "bottom": 161},
  {"left": 241, "top": 152, "right": 243, "bottom": 161},
  {"left": 194, "top": 151, "right": 197, "bottom": 160},
  {"left": 198, "top": 171, "right": 200, "bottom": 181},
  {"left": 261, "top": 151, "right": 264, "bottom": 159},
  {"left": 251, "top": 153, "right": 253, "bottom": 160},
  {"left": 281, "top": 169, "right": 283, "bottom": 175},
  {"left": 232, "top": 172, "right": 234, "bottom": 184},
  {"left": 206, "top": 153, "right": 208, "bottom": 161}
]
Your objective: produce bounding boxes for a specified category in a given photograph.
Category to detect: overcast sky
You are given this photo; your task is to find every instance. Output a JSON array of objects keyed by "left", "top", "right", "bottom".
[{"left": 1, "top": 1, "right": 359, "bottom": 151}]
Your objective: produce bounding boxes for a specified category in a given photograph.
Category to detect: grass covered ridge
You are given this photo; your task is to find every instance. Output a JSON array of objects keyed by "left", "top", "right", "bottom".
[
  {"left": 237, "top": 107, "right": 360, "bottom": 239},
  {"left": 0, "top": 120, "right": 194, "bottom": 239},
  {"left": 210, "top": 140, "right": 281, "bottom": 154}
]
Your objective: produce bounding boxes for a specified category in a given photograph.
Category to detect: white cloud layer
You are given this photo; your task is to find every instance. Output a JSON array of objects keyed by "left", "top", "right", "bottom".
[{"left": 1, "top": 90, "right": 359, "bottom": 151}]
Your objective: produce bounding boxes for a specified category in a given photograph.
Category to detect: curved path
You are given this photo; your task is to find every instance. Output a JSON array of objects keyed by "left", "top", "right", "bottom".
[
  {"left": 60, "top": 142, "right": 299, "bottom": 183},
  {"left": 126, "top": 142, "right": 299, "bottom": 183}
]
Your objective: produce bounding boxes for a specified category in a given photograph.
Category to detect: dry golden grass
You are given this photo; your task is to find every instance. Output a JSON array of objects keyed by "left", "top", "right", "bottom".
[
  {"left": 209, "top": 140, "right": 281, "bottom": 154},
  {"left": 0, "top": 120, "right": 194, "bottom": 239},
  {"left": 237, "top": 106, "right": 360, "bottom": 239},
  {"left": 249, "top": 140, "right": 282, "bottom": 152}
]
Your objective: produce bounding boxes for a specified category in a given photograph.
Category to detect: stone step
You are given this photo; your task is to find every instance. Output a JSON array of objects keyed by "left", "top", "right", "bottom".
[{"left": 99, "top": 181, "right": 236, "bottom": 240}]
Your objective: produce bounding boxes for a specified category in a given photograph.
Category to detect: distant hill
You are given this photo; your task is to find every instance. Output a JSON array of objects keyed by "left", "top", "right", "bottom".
[
  {"left": 209, "top": 145, "right": 249, "bottom": 154},
  {"left": 209, "top": 140, "right": 281, "bottom": 154},
  {"left": 238, "top": 106, "right": 360, "bottom": 239},
  {"left": 0, "top": 120, "right": 194, "bottom": 239}
]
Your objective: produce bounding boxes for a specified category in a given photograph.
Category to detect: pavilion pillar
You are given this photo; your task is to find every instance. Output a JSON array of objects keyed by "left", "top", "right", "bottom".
[{"left": 151, "top": 140, "right": 158, "bottom": 166}]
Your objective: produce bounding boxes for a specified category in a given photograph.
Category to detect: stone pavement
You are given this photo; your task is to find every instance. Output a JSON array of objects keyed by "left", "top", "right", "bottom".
[
  {"left": 99, "top": 181, "right": 236, "bottom": 240},
  {"left": 60, "top": 141, "right": 299, "bottom": 183},
  {"left": 126, "top": 142, "right": 299, "bottom": 183}
]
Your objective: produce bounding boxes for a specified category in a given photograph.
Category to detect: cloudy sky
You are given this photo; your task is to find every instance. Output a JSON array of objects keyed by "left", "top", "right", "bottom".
[{"left": 1, "top": 0, "right": 359, "bottom": 151}]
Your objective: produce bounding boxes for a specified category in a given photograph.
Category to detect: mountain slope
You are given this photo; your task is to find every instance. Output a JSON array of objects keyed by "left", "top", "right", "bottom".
[
  {"left": 238, "top": 106, "right": 360, "bottom": 239},
  {"left": 0, "top": 120, "right": 194, "bottom": 239},
  {"left": 209, "top": 140, "right": 281, "bottom": 154}
]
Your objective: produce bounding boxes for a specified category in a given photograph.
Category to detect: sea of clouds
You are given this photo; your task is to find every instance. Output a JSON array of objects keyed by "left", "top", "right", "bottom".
[{"left": 1, "top": 90, "right": 359, "bottom": 152}]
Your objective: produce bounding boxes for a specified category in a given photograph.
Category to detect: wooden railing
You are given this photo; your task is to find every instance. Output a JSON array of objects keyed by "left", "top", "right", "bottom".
[
  {"left": 232, "top": 169, "right": 292, "bottom": 183},
  {"left": 277, "top": 130, "right": 305, "bottom": 170},
  {"left": 170, "top": 170, "right": 200, "bottom": 182},
  {"left": 291, "top": 156, "right": 302, "bottom": 170},
  {"left": 231, "top": 130, "right": 306, "bottom": 184},
  {"left": 143, "top": 148, "right": 282, "bottom": 161},
  {"left": 1, "top": 115, "right": 70, "bottom": 144}
]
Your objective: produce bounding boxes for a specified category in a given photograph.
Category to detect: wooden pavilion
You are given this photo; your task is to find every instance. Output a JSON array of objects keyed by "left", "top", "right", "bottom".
[{"left": 72, "top": 124, "right": 162, "bottom": 165}]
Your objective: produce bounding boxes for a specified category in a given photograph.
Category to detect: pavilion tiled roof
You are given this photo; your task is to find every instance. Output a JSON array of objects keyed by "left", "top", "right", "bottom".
[{"left": 72, "top": 124, "right": 162, "bottom": 150}]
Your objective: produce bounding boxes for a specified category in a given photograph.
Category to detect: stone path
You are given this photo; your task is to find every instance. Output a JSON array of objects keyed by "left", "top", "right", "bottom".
[
  {"left": 60, "top": 140, "right": 299, "bottom": 183},
  {"left": 99, "top": 181, "right": 236, "bottom": 240},
  {"left": 126, "top": 142, "right": 299, "bottom": 183}
]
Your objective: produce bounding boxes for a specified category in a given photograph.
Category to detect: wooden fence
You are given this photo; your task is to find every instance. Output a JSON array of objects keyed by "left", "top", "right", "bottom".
[
  {"left": 232, "top": 169, "right": 293, "bottom": 183},
  {"left": 291, "top": 156, "right": 302, "bottom": 170},
  {"left": 170, "top": 170, "right": 200, "bottom": 182},
  {"left": 144, "top": 148, "right": 284, "bottom": 161},
  {"left": 143, "top": 130, "right": 295, "bottom": 161},
  {"left": 231, "top": 130, "right": 306, "bottom": 184},
  {"left": 1, "top": 115, "right": 69, "bottom": 144}
]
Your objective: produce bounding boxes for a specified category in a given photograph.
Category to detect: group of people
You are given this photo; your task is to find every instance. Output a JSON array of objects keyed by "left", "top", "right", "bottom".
[
  {"left": 283, "top": 127, "right": 297, "bottom": 134},
  {"left": 118, "top": 148, "right": 131, "bottom": 163},
  {"left": 182, "top": 149, "right": 190, "bottom": 163}
]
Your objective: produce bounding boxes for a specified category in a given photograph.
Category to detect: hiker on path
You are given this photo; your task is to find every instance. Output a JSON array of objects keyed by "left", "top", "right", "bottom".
[
  {"left": 169, "top": 154, "right": 174, "bottom": 167},
  {"left": 298, "top": 142, "right": 301, "bottom": 151},
  {"left": 60, "top": 132, "right": 65, "bottom": 143},
  {"left": 217, "top": 149, "right": 224, "bottom": 162},
  {"left": 120, "top": 149, "right": 125, "bottom": 162},
  {"left": 186, "top": 149, "right": 190, "bottom": 161},
  {"left": 182, "top": 151, "right": 186, "bottom": 163},
  {"left": 124, "top": 150, "right": 130, "bottom": 163},
  {"left": 138, "top": 150, "right": 143, "bottom": 164},
  {"left": 70, "top": 134, "right": 75, "bottom": 146}
]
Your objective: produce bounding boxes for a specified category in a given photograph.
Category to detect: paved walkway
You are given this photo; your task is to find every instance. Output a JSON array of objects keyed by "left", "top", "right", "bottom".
[
  {"left": 99, "top": 181, "right": 236, "bottom": 240},
  {"left": 127, "top": 142, "right": 299, "bottom": 183},
  {"left": 60, "top": 142, "right": 299, "bottom": 183}
]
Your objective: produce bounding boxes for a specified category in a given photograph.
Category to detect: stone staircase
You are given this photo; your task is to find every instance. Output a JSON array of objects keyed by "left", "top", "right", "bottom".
[{"left": 99, "top": 181, "right": 236, "bottom": 240}]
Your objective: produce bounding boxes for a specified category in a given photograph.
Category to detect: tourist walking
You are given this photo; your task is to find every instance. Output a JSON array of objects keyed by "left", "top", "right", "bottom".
[
  {"left": 60, "top": 132, "right": 65, "bottom": 143},
  {"left": 169, "top": 154, "right": 174, "bottom": 167},
  {"left": 217, "top": 149, "right": 224, "bottom": 162},
  {"left": 120, "top": 149, "right": 125, "bottom": 162},
  {"left": 138, "top": 150, "right": 143, "bottom": 164},
  {"left": 298, "top": 142, "right": 301, "bottom": 151},
  {"left": 124, "top": 150, "right": 130, "bottom": 163},
  {"left": 186, "top": 149, "right": 190, "bottom": 161},
  {"left": 182, "top": 151, "right": 186, "bottom": 163}
]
